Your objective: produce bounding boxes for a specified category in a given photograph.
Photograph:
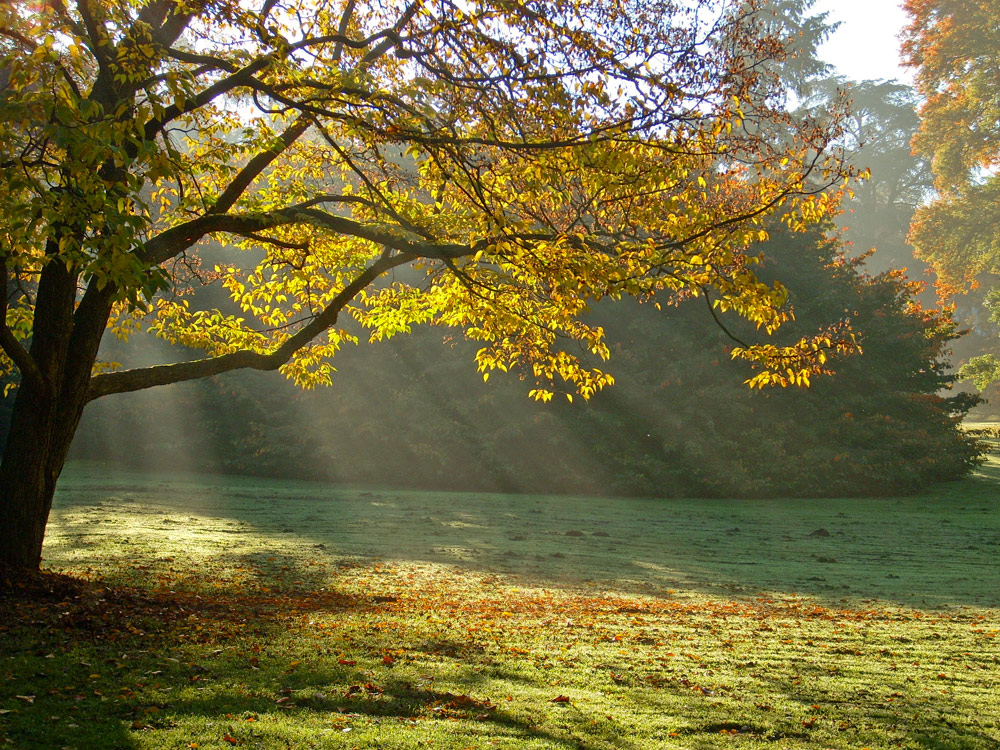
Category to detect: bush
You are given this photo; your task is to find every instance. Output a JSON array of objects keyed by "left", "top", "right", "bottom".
[{"left": 572, "top": 227, "right": 982, "bottom": 496}]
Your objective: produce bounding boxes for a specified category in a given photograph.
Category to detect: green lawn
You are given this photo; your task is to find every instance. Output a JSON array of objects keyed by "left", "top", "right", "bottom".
[{"left": 2, "top": 456, "right": 999, "bottom": 749}]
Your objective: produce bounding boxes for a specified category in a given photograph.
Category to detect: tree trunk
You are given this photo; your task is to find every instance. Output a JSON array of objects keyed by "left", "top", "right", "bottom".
[
  {"left": 0, "top": 386, "right": 98, "bottom": 570},
  {"left": 0, "top": 257, "right": 108, "bottom": 571},
  {"left": 0, "top": 375, "right": 88, "bottom": 569}
]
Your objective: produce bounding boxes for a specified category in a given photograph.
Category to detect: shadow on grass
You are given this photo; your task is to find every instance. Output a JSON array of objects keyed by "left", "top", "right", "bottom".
[
  {"left": 155, "top": 680, "right": 618, "bottom": 750},
  {"left": 733, "top": 670, "right": 1000, "bottom": 750},
  {"left": 0, "top": 566, "right": 371, "bottom": 750},
  {"left": 0, "top": 575, "right": 634, "bottom": 750},
  {"left": 6, "top": 558, "right": 1000, "bottom": 750},
  {"left": 601, "top": 649, "right": 1000, "bottom": 750}
]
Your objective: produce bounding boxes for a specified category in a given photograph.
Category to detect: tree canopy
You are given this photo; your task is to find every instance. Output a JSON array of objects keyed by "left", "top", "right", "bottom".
[
  {"left": 0, "top": 0, "right": 856, "bottom": 569},
  {"left": 903, "top": 0, "right": 1000, "bottom": 294},
  {"left": 54, "top": 0, "right": 982, "bottom": 499},
  {"left": 73, "top": 222, "right": 983, "bottom": 497},
  {"left": 902, "top": 0, "right": 1000, "bottom": 390},
  {"left": 0, "top": 0, "right": 851, "bottom": 402}
]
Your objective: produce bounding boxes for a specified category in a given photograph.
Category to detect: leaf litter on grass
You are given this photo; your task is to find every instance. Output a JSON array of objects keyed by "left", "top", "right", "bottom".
[{"left": 0, "top": 461, "right": 998, "bottom": 748}]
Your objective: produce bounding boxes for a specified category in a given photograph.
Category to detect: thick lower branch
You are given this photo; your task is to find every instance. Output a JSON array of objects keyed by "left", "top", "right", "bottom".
[
  {"left": 86, "top": 252, "right": 411, "bottom": 402},
  {"left": 86, "top": 349, "right": 279, "bottom": 400}
]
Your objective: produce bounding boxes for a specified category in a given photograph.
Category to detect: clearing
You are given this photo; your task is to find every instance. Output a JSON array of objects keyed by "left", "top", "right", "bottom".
[{"left": 1, "top": 456, "right": 999, "bottom": 749}]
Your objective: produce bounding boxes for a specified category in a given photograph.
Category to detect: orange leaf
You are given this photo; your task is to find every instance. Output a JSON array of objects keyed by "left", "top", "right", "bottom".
[{"left": 550, "top": 695, "right": 571, "bottom": 703}]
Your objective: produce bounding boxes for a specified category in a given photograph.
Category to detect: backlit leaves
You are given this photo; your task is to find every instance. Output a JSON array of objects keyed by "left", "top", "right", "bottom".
[
  {"left": 903, "top": 0, "right": 1000, "bottom": 292},
  {"left": 1, "top": 0, "right": 853, "bottom": 399}
]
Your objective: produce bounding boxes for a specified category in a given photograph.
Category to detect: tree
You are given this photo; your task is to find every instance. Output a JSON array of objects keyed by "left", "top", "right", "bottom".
[
  {"left": 825, "top": 81, "right": 933, "bottom": 275},
  {"left": 745, "top": 5, "right": 937, "bottom": 280},
  {"left": 0, "top": 0, "right": 852, "bottom": 570},
  {"left": 903, "top": 0, "right": 1000, "bottom": 389},
  {"left": 753, "top": 0, "right": 837, "bottom": 101},
  {"left": 903, "top": 0, "right": 1000, "bottom": 293},
  {"left": 606, "top": 225, "right": 980, "bottom": 497}
]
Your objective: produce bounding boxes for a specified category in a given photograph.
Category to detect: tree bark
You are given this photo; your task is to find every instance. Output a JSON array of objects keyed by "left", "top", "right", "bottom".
[
  {"left": 0, "top": 379, "right": 84, "bottom": 569},
  {"left": 0, "top": 257, "right": 102, "bottom": 571}
]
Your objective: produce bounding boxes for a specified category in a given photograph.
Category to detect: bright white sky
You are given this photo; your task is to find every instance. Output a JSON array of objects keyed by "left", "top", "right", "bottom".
[{"left": 812, "top": 0, "right": 914, "bottom": 84}]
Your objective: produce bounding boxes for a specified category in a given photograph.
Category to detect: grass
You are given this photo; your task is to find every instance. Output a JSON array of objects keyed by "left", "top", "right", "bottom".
[{"left": 1, "top": 455, "right": 999, "bottom": 750}]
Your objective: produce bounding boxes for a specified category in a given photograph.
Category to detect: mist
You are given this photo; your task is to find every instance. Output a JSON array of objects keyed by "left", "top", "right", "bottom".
[{"left": 68, "top": 220, "right": 981, "bottom": 498}]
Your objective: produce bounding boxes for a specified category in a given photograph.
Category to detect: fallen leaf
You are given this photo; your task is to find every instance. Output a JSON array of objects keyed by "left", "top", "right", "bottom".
[{"left": 550, "top": 695, "right": 571, "bottom": 703}]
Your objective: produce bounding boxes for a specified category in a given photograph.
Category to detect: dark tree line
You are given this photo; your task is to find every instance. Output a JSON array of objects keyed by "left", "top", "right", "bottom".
[{"left": 70, "top": 224, "right": 982, "bottom": 497}]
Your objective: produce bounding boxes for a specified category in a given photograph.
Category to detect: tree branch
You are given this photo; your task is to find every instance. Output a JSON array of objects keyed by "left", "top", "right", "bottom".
[
  {"left": 359, "top": 0, "right": 422, "bottom": 66},
  {"left": 133, "top": 0, "right": 171, "bottom": 33},
  {"left": 148, "top": 0, "right": 195, "bottom": 50},
  {"left": 143, "top": 54, "right": 277, "bottom": 140},
  {"left": 46, "top": 0, "right": 86, "bottom": 45},
  {"left": 139, "top": 204, "right": 490, "bottom": 267},
  {"left": 86, "top": 252, "right": 410, "bottom": 401},
  {"left": 76, "top": 0, "right": 117, "bottom": 106},
  {"left": 700, "top": 286, "right": 751, "bottom": 348},
  {"left": 0, "top": 259, "right": 49, "bottom": 396},
  {"left": 208, "top": 115, "right": 311, "bottom": 214},
  {"left": 0, "top": 27, "right": 84, "bottom": 99},
  {"left": 332, "top": 0, "right": 356, "bottom": 63}
]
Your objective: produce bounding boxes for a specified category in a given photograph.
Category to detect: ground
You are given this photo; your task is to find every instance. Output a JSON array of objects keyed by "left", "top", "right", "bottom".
[{"left": 1, "top": 452, "right": 999, "bottom": 749}]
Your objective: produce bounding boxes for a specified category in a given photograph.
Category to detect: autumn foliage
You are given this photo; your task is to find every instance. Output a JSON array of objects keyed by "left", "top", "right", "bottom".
[{"left": 903, "top": 0, "right": 1000, "bottom": 292}]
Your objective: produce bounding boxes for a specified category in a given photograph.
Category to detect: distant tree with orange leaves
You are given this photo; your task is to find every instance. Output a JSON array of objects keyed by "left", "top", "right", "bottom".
[
  {"left": 904, "top": 0, "right": 1000, "bottom": 387},
  {"left": 904, "top": 0, "right": 1000, "bottom": 293}
]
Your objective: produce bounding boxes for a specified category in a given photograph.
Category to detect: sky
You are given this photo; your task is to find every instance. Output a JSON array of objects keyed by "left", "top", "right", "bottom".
[{"left": 812, "top": 0, "right": 914, "bottom": 84}]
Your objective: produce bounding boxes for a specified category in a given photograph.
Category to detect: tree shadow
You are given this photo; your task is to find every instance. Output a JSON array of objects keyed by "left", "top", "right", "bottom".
[
  {"left": 1, "top": 572, "right": 644, "bottom": 750},
  {"left": 9, "top": 535, "right": 1000, "bottom": 750}
]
